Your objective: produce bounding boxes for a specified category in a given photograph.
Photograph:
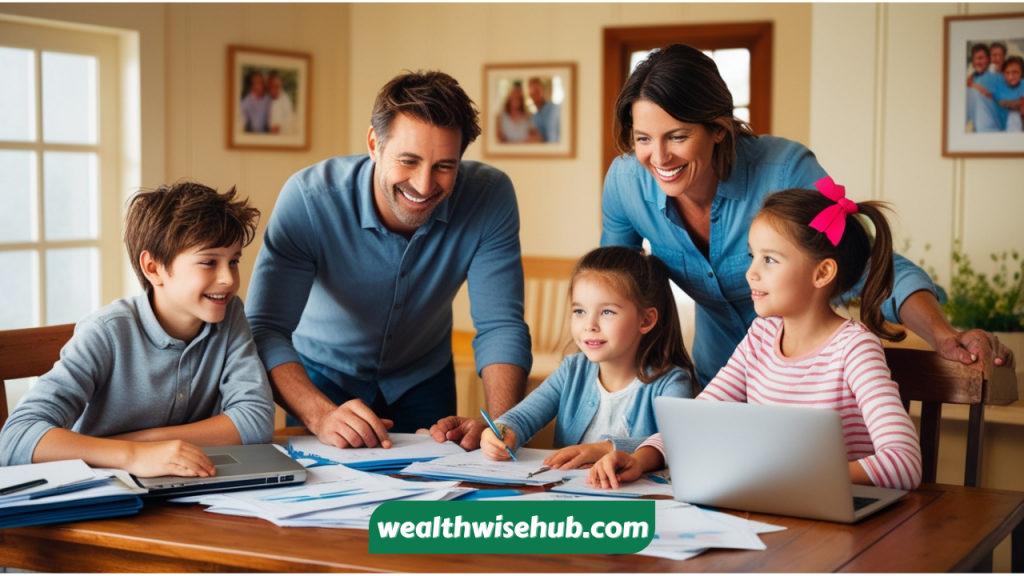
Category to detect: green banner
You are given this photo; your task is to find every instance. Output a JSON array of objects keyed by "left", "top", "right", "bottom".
[{"left": 370, "top": 500, "right": 654, "bottom": 554}]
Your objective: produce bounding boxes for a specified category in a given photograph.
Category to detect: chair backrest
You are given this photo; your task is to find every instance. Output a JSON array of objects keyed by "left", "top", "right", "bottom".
[
  {"left": 522, "top": 256, "right": 577, "bottom": 356},
  {"left": 0, "top": 324, "right": 76, "bottom": 428},
  {"left": 885, "top": 347, "right": 1018, "bottom": 487}
]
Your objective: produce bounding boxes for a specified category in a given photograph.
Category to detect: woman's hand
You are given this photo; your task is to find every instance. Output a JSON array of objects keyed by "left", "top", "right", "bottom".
[
  {"left": 543, "top": 441, "right": 614, "bottom": 470},
  {"left": 935, "top": 329, "right": 1016, "bottom": 374},
  {"left": 479, "top": 426, "right": 516, "bottom": 461}
]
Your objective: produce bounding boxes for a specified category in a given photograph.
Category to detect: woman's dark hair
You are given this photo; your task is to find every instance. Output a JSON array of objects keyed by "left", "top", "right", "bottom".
[
  {"left": 569, "top": 246, "right": 696, "bottom": 384},
  {"left": 756, "top": 189, "right": 905, "bottom": 342},
  {"left": 614, "top": 44, "right": 756, "bottom": 182}
]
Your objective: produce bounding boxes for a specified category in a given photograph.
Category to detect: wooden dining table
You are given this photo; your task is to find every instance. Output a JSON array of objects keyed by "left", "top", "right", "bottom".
[{"left": 0, "top": 480, "right": 1021, "bottom": 573}]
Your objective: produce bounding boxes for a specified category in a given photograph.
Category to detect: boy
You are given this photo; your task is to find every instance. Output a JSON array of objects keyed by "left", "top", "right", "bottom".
[
  {"left": 966, "top": 43, "right": 1003, "bottom": 132},
  {"left": 995, "top": 56, "right": 1024, "bottom": 132},
  {"left": 0, "top": 182, "right": 275, "bottom": 478}
]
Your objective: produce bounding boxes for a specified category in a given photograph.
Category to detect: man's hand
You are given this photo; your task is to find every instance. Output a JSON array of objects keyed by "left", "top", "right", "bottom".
[
  {"left": 586, "top": 450, "right": 643, "bottom": 490},
  {"left": 311, "top": 399, "right": 393, "bottom": 449},
  {"left": 126, "top": 440, "right": 217, "bottom": 479},
  {"left": 479, "top": 426, "right": 516, "bottom": 461},
  {"left": 430, "top": 416, "right": 487, "bottom": 450},
  {"left": 935, "top": 328, "right": 1016, "bottom": 376},
  {"left": 544, "top": 441, "right": 614, "bottom": 470}
]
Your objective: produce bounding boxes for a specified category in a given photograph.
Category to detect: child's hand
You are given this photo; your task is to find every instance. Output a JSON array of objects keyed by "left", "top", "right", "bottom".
[
  {"left": 479, "top": 426, "right": 516, "bottom": 461},
  {"left": 586, "top": 450, "right": 643, "bottom": 490},
  {"left": 125, "top": 440, "right": 217, "bottom": 478},
  {"left": 543, "top": 441, "right": 613, "bottom": 470}
]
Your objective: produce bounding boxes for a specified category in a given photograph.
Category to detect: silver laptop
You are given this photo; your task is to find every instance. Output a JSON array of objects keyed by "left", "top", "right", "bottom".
[
  {"left": 133, "top": 444, "right": 306, "bottom": 497},
  {"left": 654, "top": 397, "right": 907, "bottom": 523}
]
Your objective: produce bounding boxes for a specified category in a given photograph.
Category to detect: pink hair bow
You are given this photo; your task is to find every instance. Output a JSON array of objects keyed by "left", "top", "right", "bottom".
[{"left": 808, "top": 176, "right": 858, "bottom": 246}]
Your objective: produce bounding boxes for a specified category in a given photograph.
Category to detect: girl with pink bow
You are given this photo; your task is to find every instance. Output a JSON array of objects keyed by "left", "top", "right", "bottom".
[{"left": 589, "top": 178, "right": 923, "bottom": 492}]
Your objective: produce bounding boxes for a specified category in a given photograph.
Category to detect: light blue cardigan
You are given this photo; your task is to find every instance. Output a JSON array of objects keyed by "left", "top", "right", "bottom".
[{"left": 495, "top": 352, "right": 694, "bottom": 454}]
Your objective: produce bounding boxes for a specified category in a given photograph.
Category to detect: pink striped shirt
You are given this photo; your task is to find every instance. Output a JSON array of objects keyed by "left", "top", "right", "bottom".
[{"left": 640, "top": 317, "right": 922, "bottom": 490}]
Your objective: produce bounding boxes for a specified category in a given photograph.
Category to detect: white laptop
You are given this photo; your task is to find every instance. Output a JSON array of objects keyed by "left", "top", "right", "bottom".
[
  {"left": 133, "top": 444, "right": 306, "bottom": 497},
  {"left": 654, "top": 397, "right": 907, "bottom": 523}
]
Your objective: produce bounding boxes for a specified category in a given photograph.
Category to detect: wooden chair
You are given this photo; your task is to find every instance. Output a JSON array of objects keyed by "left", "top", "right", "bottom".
[
  {"left": 0, "top": 324, "right": 76, "bottom": 428},
  {"left": 452, "top": 256, "right": 578, "bottom": 448},
  {"left": 885, "top": 347, "right": 1018, "bottom": 488}
]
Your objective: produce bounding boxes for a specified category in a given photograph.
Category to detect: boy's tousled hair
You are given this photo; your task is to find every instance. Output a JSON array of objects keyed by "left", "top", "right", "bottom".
[
  {"left": 124, "top": 181, "right": 260, "bottom": 292},
  {"left": 569, "top": 246, "right": 696, "bottom": 384},
  {"left": 1004, "top": 55, "right": 1024, "bottom": 74},
  {"left": 614, "top": 43, "right": 757, "bottom": 182},
  {"left": 371, "top": 70, "right": 481, "bottom": 156},
  {"left": 971, "top": 43, "right": 990, "bottom": 58},
  {"left": 756, "top": 189, "right": 905, "bottom": 342}
]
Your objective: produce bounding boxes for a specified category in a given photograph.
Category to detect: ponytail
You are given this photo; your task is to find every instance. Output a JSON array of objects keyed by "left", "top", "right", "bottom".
[
  {"left": 853, "top": 203, "right": 905, "bottom": 342},
  {"left": 636, "top": 255, "right": 697, "bottom": 384}
]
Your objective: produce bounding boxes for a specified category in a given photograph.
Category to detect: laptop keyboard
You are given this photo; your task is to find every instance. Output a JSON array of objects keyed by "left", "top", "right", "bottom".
[{"left": 853, "top": 496, "right": 880, "bottom": 511}]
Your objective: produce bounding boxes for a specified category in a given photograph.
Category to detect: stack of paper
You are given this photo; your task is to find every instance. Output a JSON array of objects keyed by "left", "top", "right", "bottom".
[
  {"left": 288, "top": 434, "right": 466, "bottom": 474},
  {"left": 0, "top": 460, "right": 145, "bottom": 528},
  {"left": 400, "top": 447, "right": 573, "bottom": 485},
  {"left": 173, "top": 463, "right": 468, "bottom": 529},
  {"left": 639, "top": 500, "right": 785, "bottom": 561},
  {"left": 551, "top": 473, "right": 674, "bottom": 498}
]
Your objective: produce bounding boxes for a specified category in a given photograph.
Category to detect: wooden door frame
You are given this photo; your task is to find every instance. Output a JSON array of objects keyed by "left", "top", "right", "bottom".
[{"left": 602, "top": 22, "right": 774, "bottom": 178}]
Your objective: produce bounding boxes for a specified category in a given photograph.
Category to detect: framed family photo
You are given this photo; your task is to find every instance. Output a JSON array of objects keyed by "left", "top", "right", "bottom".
[
  {"left": 482, "top": 62, "right": 576, "bottom": 159},
  {"left": 943, "top": 12, "right": 1024, "bottom": 157},
  {"left": 227, "top": 45, "right": 311, "bottom": 151}
]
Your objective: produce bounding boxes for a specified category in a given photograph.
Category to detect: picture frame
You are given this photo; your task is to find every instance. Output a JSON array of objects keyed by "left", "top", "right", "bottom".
[
  {"left": 942, "top": 12, "right": 1024, "bottom": 157},
  {"left": 227, "top": 45, "right": 311, "bottom": 151},
  {"left": 482, "top": 62, "right": 576, "bottom": 159}
]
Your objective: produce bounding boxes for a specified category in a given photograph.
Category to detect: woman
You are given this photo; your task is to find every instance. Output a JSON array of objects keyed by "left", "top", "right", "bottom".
[
  {"left": 600, "top": 44, "right": 1013, "bottom": 386},
  {"left": 498, "top": 82, "right": 542, "bottom": 143}
]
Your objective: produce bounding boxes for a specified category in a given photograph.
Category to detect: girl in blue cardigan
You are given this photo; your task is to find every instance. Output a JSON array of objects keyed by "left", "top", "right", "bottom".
[{"left": 481, "top": 246, "right": 696, "bottom": 469}]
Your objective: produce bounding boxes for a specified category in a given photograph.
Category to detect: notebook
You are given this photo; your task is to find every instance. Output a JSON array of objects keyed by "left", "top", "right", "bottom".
[
  {"left": 133, "top": 444, "right": 306, "bottom": 497},
  {"left": 654, "top": 397, "right": 907, "bottom": 523}
]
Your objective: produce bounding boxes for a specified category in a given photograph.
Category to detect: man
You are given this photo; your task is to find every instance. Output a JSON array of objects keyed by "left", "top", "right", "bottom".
[
  {"left": 528, "top": 77, "right": 561, "bottom": 143},
  {"left": 267, "top": 71, "right": 295, "bottom": 135},
  {"left": 247, "top": 71, "right": 531, "bottom": 451}
]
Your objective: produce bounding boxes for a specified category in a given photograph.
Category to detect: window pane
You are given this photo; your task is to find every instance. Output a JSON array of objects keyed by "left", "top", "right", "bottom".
[
  {"left": 46, "top": 247, "right": 99, "bottom": 325},
  {"left": 0, "top": 46, "right": 36, "bottom": 142},
  {"left": 44, "top": 151, "right": 98, "bottom": 241},
  {"left": 712, "top": 48, "right": 750, "bottom": 108},
  {"left": 630, "top": 50, "right": 652, "bottom": 74},
  {"left": 0, "top": 250, "right": 39, "bottom": 330},
  {"left": 6, "top": 377, "right": 37, "bottom": 416},
  {"left": 0, "top": 150, "right": 37, "bottom": 243},
  {"left": 42, "top": 51, "right": 97, "bottom": 145},
  {"left": 735, "top": 107, "right": 750, "bottom": 123}
]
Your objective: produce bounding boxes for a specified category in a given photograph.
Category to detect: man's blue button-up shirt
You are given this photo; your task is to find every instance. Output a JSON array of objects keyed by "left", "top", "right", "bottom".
[
  {"left": 601, "top": 135, "right": 941, "bottom": 387},
  {"left": 246, "top": 155, "right": 532, "bottom": 405}
]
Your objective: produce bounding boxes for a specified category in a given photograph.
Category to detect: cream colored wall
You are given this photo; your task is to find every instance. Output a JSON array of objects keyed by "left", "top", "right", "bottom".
[
  {"left": 809, "top": 2, "right": 1024, "bottom": 291},
  {"left": 348, "top": 2, "right": 814, "bottom": 331},
  {"left": 165, "top": 3, "right": 350, "bottom": 300}
]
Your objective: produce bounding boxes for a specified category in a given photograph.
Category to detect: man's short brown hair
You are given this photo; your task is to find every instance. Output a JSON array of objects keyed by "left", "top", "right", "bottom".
[
  {"left": 124, "top": 181, "right": 260, "bottom": 292},
  {"left": 371, "top": 70, "right": 481, "bottom": 155}
]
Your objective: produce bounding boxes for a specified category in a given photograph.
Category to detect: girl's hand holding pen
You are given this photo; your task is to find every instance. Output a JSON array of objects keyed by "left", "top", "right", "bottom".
[{"left": 480, "top": 426, "right": 516, "bottom": 461}]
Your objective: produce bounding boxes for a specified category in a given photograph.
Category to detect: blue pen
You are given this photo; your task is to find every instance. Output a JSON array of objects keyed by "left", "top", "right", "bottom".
[{"left": 479, "top": 408, "right": 518, "bottom": 462}]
